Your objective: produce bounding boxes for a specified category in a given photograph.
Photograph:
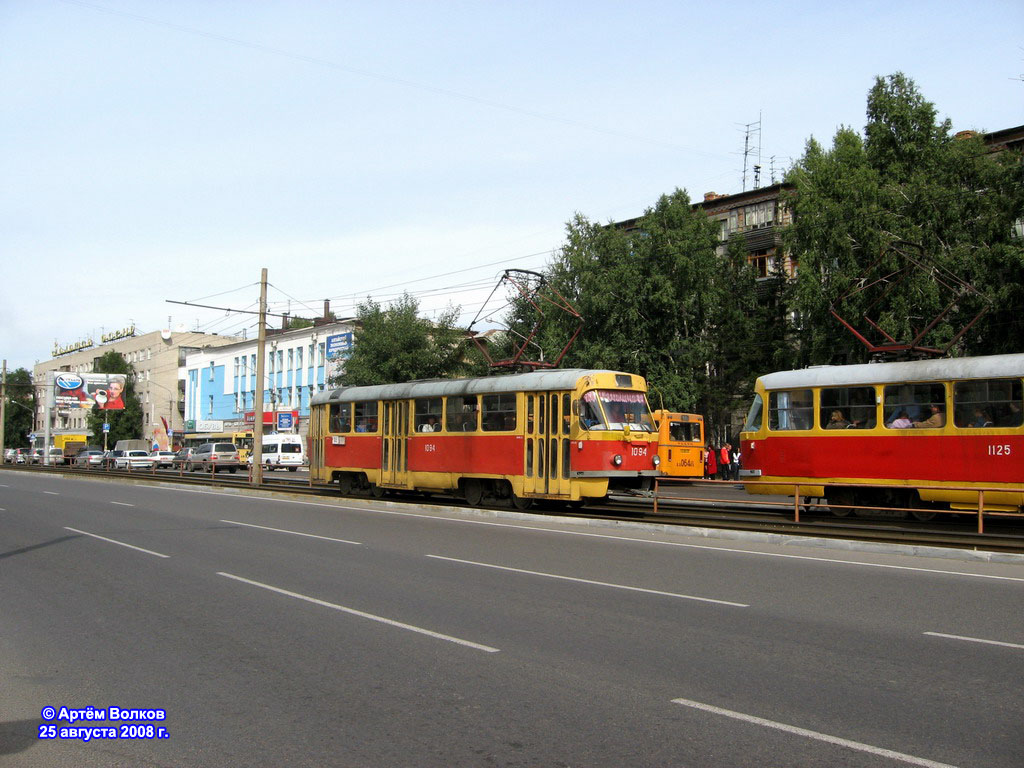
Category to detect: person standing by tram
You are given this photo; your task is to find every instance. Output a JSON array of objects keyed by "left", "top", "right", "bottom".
[
  {"left": 705, "top": 444, "right": 718, "bottom": 480},
  {"left": 719, "top": 444, "right": 731, "bottom": 480}
]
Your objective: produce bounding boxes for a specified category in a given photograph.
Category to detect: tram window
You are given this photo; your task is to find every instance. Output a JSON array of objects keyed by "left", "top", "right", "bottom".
[
  {"left": 414, "top": 398, "right": 443, "bottom": 432},
  {"left": 768, "top": 390, "right": 812, "bottom": 430},
  {"left": 482, "top": 393, "right": 516, "bottom": 431},
  {"left": 743, "top": 394, "right": 763, "bottom": 432},
  {"left": 329, "top": 403, "right": 351, "bottom": 433},
  {"left": 954, "top": 379, "right": 1023, "bottom": 428},
  {"left": 446, "top": 395, "right": 478, "bottom": 432},
  {"left": 526, "top": 397, "right": 535, "bottom": 434},
  {"left": 526, "top": 438, "right": 533, "bottom": 477},
  {"left": 669, "top": 421, "right": 701, "bottom": 442},
  {"left": 579, "top": 392, "right": 602, "bottom": 430},
  {"left": 883, "top": 383, "right": 945, "bottom": 428},
  {"left": 562, "top": 394, "right": 571, "bottom": 434},
  {"left": 820, "top": 387, "right": 876, "bottom": 429},
  {"left": 354, "top": 401, "right": 378, "bottom": 432},
  {"left": 561, "top": 438, "right": 570, "bottom": 478}
]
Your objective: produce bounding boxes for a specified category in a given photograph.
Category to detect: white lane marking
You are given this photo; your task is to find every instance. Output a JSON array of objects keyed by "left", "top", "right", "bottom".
[
  {"left": 427, "top": 554, "right": 748, "bottom": 607},
  {"left": 43, "top": 491, "right": 60, "bottom": 495},
  {"left": 64, "top": 527, "right": 170, "bottom": 558},
  {"left": 671, "top": 698, "right": 960, "bottom": 768},
  {"left": 220, "top": 519, "right": 361, "bottom": 546},
  {"left": 110, "top": 501, "right": 135, "bottom": 507},
  {"left": 217, "top": 572, "right": 499, "bottom": 653},
  {"left": 924, "top": 631, "right": 1024, "bottom": 650},
  {"left": 149, "top": 486, "right": 1024, "bottom": 583},
  {"left": 0, "top": 483, "right": 9, "bottom": 487}
]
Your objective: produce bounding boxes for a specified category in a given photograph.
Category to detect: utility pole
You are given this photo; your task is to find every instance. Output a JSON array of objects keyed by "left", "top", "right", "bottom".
[
  {"left": 251, "top": 268, "right": 268, "bottom": 486},
  {"left": 1, "top": 360, "right": 6, "bottom": 454}
]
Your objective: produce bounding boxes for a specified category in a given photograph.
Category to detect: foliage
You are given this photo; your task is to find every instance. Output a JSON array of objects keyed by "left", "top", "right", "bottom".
[
  {"left": 284, "top": 316, "right": 315, "bottom": 330},
  {"left": 86, "top": 351, "right": 144, "bottom": 447},
  {"left": 338, "top": 293, "right": 483, "bottom": 386},
  {"left": 785, "top": 72, "right": 1024, "bottom": 363},
  {"left": 503, "top": 190, "right": 768, "bottom": 441},
  {"left": 3, "top": 368, "right": 35, "bottom": 448}
]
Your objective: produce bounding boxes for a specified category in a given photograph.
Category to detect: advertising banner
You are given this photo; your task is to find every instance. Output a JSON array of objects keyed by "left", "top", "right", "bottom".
[{"left": 53, "top": 373, "right": 128, "bottom": 410}]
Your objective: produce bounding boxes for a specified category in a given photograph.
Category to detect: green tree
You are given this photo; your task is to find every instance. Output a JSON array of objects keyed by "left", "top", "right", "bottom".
[
  {"left": 338, "top": 293, "right": 481, "bottom": 386},
  {"left": 86, "top": 351, "right": 144, "bottom": 446},
  {"left": 3, "top": 368, "right": 35, "bottom": 449},
  {"left": 786, "top": 72, "right": 1024, "bottom": 363},
  {"left": 503, "top": 189, "right": 766, "bottom": 440}
]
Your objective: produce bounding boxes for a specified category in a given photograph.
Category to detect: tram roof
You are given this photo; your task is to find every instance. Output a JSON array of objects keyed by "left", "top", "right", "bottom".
[
  {"left": 311, "top": 369, "right": 645, "bottom": 405},
  {"left": 758, "top": 353, "right": 1024, "bottom": 391}
]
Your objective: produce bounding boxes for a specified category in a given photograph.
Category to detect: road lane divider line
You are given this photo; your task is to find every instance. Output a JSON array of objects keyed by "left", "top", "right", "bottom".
[
  {"left": 220, "top": 519, "right": 361, "bottom": 546},
  {"left": 63, "top": 527, "right": 170, "bottom": 558},
  {"left": 110, "top": 501, "right": 135, "bottom": 507},
  {"left": 149, "top": 486, "right": 1024, "bottom": 582},
  {"left": 217, "top": 572, "right": 499, "bottom": 653},
  {"left": 427, "top": 555, "right": 749, "bottom": 607},
  {"left": 43, "top": 491, "right": 60, "bottom": 495},
  {"left": 670, "top": 697, "right": 960, "bottom": 768},
  {"left": 924, "top": 631, "right": 1024, "bottom": 650}
]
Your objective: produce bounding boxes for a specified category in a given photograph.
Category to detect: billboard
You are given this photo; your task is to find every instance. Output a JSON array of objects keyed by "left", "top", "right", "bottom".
[{"left": 53, "top": 372, "right": 127, "bottom": 410}]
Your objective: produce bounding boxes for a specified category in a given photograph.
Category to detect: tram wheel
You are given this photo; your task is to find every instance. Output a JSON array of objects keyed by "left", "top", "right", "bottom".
[
  {"left": 336, "top": 474, "right": 354, "bottom": 495},
  {"left": 463, "top": 479, "right": 484, "bottom": 507},
  {"left": 370, "top": 484, "right": 386, "bottom": 499},
  {"left": 511, "top": 493, "right": 533, "bottom": 511},
  {"left": 826, "top": 489, "right": 854, "bottom": 517}
]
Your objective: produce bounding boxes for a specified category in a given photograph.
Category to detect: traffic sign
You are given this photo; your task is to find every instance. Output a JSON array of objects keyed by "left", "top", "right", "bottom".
[
  {"left": 102, "top": 423, "right": 110, "bottom": 433},
  {"left": 276, "top": 412, "right": 294, "bottom": 431}
]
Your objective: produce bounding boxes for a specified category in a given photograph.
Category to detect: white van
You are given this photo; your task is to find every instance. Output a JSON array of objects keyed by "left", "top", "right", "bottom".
[{"left": 254, "top": 433, "right": 305, "bottom": 471}]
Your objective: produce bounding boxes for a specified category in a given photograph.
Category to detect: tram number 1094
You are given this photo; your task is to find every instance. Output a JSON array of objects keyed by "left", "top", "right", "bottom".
[
  {"left": 630, "top": 445, "right": 648, "bottom": 456},
  {"left": 987, "top": 444, "right": 1012, "bottom": 456}
]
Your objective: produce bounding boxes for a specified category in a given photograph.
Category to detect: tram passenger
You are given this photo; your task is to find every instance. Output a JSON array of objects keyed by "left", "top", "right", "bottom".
[
  {"left": 913, "top": 404, "right": 945, "bottom": 429},
  {"left": 420, "top": 416, "right": 438, "bottom": 432},
  {"left": 970, "top": 409, "right": 994, "bottom": 428},
  {"left": 887, "top": 411, "right": 912, "bottom": 429},
  {"left": 705, "top": 445, "right": 718, "bottom": 480},
  {"left": 826, "top": 410, "right": 850, "bottom": 429}
]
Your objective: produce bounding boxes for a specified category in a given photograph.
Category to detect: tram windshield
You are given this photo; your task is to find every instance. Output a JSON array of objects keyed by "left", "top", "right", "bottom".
[{"left": 580, "top": 390, "right": 654, "bottom": 431}]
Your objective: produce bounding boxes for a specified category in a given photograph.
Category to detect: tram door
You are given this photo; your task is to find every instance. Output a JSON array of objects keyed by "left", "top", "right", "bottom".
[
  {"left": 380, "top": 400, "right": 409, "bottom": 486},
  {"left": 524, "top": 392, "right": 571, "bottom": 497}
]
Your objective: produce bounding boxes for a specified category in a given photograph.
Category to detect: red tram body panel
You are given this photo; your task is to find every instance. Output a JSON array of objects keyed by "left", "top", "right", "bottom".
[
  {"left": 739, "top": 354, "right": 1024, "bottom": 514},
  {"left": 309, "top": 370, "right": 661, "bottom": 505}
]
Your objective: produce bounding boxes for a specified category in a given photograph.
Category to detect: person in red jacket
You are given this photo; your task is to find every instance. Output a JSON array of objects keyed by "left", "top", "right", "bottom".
[{"left": 705, "top": 445, "right": 718, "bottom": 479}]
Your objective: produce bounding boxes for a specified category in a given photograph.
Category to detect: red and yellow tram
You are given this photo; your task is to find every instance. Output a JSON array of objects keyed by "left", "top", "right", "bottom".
[
  {"left": 739, "top": 353, "right": 1024, "bottom": 518},
  {"left": 309, "top": 369, "right": 661, "bottom": 507}
]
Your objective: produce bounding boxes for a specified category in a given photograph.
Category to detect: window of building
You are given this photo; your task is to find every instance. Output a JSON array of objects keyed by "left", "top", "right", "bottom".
[
  {"left": 953, "top": 379, "right": 1023, "bottom": 428},
  {"left": 820, "top": 386, "right": 876, "bottom": 429},
  {"left": 482, "top": 393, "right": 516, "bottom": 431},
  {"left": 296, "top": 347, "right": 303, "bottom": 370},
  {"left": 209, "top": 362, "right": 215, "bottom": 381},
  {"left": 208, "top": 396, "right": 214, "bottom": 416},
  {"left": 768, "top": 389, "right": 812, "bottom": 430}
]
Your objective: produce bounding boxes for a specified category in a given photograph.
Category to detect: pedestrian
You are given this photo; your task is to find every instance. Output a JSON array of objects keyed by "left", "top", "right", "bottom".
[
  {"left": 705, "top": 445, "right": 717, "bottom": 480},
  {"left": 719, "top": 444, "right": 731, "bottom": 480}
]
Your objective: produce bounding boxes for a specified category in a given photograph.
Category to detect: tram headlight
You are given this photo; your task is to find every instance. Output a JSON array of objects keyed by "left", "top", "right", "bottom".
[
  {"left": 612, "top": 454, "right": 623, "bottom": 466},
  {"left": 652, "top": 454, "right": 661, "bottom": 467}
]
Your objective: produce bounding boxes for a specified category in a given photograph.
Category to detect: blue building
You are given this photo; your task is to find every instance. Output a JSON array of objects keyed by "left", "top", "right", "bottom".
[{"left": 183, "top": 320, "right": 355, "bottom": 439}]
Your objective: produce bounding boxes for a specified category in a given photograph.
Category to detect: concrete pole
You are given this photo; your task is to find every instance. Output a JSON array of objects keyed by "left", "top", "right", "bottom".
[
  {"left": 252, "top": 268, "right": 268, "bottom": 486},
  {"left": 0, "top": 360, "right": 6, "bottom": 455}
]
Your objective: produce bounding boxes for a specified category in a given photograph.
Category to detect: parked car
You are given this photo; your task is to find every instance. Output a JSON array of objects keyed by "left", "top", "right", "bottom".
[
  {"left": 101, "top": 450, "right": 124, "bottom": 469},
  {"left": 3, "top": 448, "right": 15, "bottom": 463},
  {"left": 150, "top": 451, "right": 177, "bottom": 468},
  {"left": 29, "top": 448, "right": 45, "bottom": 464},
  {"left": 74, "top": 450, "right": 106, "bottom": 467},
  {"left": 172, "top": 447, "right": 197, "bottom": 469},
  {"left": 189, "top": 442, "right": 241, "bottom": 473},
  {"left": 45, "top": 447, "right": 65, "bottom": 465},
  {"left": 15, "top": 448, "right": 30, "bottom": 464},
  {"left": 114, "top": 450, "right": 156, "bottom": 470},
  {"left": 249, "top": 433, "right": 305, "bottom": 471}
]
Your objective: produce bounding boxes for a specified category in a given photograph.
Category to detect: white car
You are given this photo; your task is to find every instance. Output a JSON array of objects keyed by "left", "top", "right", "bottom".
[
  {"left": 114, "top": 450, "right": 157, "bottom": 470},
  {"left": 149, "top": 451, "right": 177, "bottom": 468}
]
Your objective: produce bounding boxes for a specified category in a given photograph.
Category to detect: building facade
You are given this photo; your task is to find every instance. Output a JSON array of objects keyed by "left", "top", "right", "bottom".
[
  {"left": 33, "top": 327, "right": 243, "bottom": 448},
  {"left": 182, "top": 320, "right": 356, "bottom": 440}
]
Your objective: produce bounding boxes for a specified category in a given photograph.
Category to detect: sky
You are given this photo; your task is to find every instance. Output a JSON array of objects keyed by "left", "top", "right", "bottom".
[{"left": 2, "top": 0, "right": 1022, "bottom": 373}]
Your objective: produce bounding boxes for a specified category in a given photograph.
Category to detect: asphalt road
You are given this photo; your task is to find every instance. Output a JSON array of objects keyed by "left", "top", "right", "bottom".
[{"left": 1, "top": 470, "right": 1022, "bottom": 767}]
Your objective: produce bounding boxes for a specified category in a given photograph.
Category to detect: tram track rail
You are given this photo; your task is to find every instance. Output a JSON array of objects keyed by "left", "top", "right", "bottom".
[{"left": 5, "top": 464, "right": 1024, "bottom": 555}]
